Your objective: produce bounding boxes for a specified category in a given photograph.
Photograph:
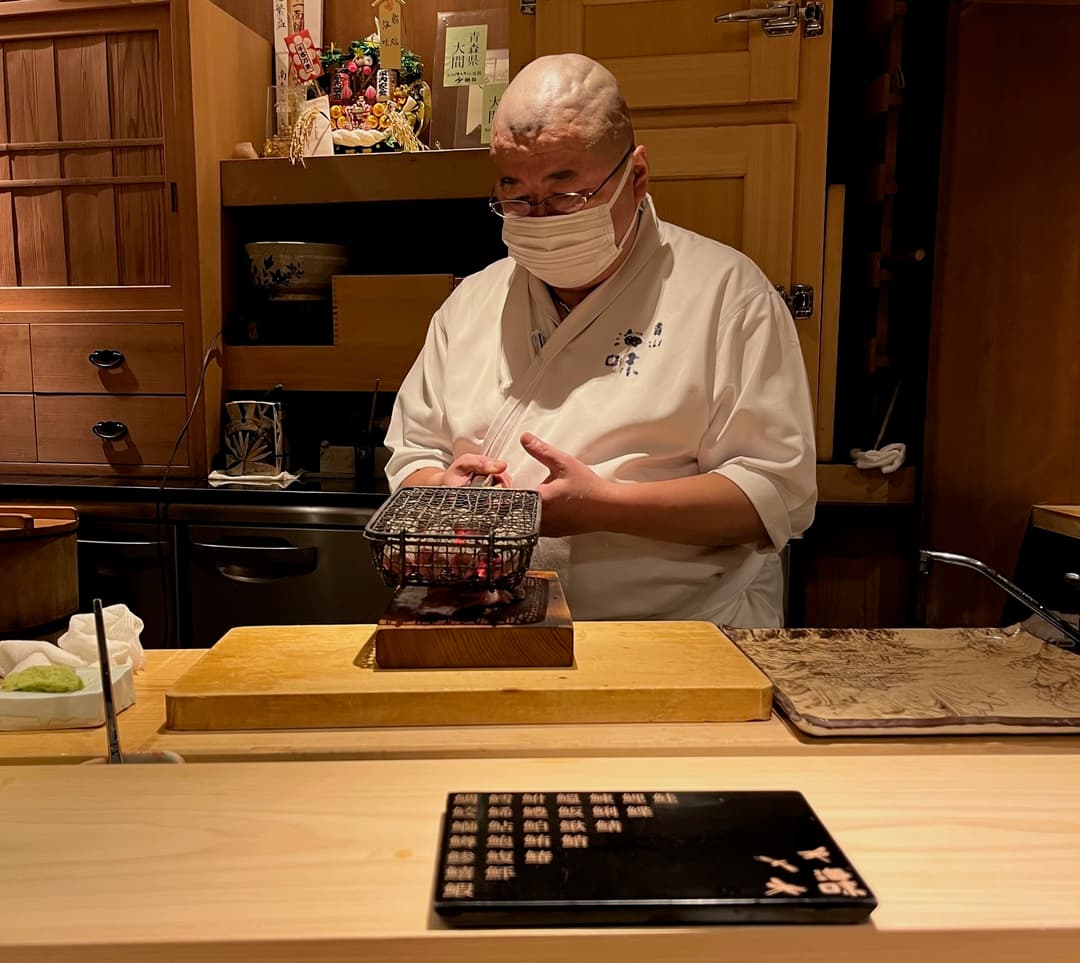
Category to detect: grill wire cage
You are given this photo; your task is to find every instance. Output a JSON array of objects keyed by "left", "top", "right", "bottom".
[{"left": 364, "top": 487, "right": 541, "bottom": 589}]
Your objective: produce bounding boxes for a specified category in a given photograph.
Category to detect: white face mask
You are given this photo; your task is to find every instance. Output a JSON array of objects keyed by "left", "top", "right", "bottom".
[{"left": 501, "top": 156, "right": 637, "bottom": 290}]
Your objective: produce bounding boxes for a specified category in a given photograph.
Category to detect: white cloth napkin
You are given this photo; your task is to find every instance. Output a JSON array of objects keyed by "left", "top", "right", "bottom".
[
  {"left": 58, "top": 603, "right": 145, "bottom": 672},
  {"left": 0, "top": 640, "right": 86, "bottom": 678},
  {"left": 850, "top": 442, "right": 907, "bottom": 475},
  {"left": 208, "top": 470, "right": 301, "bottom": 489}
]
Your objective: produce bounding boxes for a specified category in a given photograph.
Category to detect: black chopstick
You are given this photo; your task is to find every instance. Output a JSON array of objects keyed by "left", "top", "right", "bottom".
[{"left": 93, "top": 598, "right": 124, "bottom": 765}]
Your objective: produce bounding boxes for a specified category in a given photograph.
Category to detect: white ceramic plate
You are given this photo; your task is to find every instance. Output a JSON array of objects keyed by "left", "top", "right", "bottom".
[{"left": 0, "top": 663, "right": 135, "bottom": 731}]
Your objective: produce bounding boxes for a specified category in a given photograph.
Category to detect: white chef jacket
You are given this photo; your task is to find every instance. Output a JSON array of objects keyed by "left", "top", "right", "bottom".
[{"left": 385, "top": 197, "right": 816, "bottom": 627}]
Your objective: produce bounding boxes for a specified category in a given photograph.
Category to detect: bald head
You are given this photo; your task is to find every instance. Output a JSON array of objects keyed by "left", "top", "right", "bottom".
[{"left": 491, "top": 54, "right": 633, "bottom": 160}]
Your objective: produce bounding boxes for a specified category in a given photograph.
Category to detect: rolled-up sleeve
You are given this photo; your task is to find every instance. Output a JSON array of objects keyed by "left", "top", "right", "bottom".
[{"left": 702, "top": 288, "right": 817, "bottom": 550}]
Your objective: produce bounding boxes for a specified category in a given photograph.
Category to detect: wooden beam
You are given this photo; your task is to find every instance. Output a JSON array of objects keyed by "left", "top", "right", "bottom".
[
  {"left": 0, "top": 138, "right": 163, "bottom": 151},
  {"left": 221, "top": 149, "right": 495, "bottom": 206}
]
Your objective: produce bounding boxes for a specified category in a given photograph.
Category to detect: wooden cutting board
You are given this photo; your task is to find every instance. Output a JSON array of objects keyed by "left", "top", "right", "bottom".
[{"left": 165, "top": 621, "right": 772, "bottom": 731}]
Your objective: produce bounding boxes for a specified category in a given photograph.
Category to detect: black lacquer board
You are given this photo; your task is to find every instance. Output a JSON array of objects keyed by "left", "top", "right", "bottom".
[{"left": 434, "top": 790, "right": 877, "bottom": 926}]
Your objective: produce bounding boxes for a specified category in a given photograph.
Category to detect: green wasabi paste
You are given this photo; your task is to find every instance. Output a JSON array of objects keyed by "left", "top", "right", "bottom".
[{"left": 1, "top": 665, "right": 84, "bottom": 693}]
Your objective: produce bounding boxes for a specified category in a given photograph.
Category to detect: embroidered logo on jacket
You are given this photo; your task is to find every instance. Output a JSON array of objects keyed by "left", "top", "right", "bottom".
[{"left": 604, "top": 322, "right": 663, "bottom": 377}]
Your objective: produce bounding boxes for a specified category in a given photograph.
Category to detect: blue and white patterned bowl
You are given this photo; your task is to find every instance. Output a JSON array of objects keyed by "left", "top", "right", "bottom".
[{"left": 245, "top": 241, "right": 348, "bottom": 300}]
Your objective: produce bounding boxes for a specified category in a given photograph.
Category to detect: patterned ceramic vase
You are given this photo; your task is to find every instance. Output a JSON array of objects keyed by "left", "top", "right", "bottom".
[{"left": 223, "top": 401, "right": 289, "bottom": 475}]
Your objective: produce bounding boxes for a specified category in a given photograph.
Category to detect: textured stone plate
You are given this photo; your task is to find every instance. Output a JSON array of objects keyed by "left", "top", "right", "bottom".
[{"left": 728, "top": 625, "right": 1080, "bottom": 736}]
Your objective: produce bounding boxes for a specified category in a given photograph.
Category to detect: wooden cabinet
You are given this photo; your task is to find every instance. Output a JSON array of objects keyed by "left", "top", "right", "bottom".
[
  {"left": 533, "top": 0, "right": 833, "bottom": 455},
  {"left": 0, "top": 0, "right": 270, "bottom": 476},
  {"left": 536, "top": 0, "right": 801, "bottom": 108},
  {"left": 639, "top": 124, "right": 796, "bottom": 285},
  {"left": 226, "top": 275, "right": 455, "bottom": 394},
  {"left": 0, "top": 4, "right": 180, "bottom": 306}
]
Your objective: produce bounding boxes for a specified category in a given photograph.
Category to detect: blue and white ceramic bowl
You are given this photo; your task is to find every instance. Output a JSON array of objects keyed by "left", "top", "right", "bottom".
[{"left": 245, "top": 241, "right": 348, "bottom": 300}]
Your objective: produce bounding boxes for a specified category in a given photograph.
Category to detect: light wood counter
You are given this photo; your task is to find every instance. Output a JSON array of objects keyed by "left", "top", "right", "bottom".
[
  {"left": 1033, "top": 504, "right": 1080, "bottom": 541},
  {"left": 3, "top": 754, "right": 1080, "bottom": 962},
  {"left": 3, "top": 643, "right": 1079, "bottom": 764}
]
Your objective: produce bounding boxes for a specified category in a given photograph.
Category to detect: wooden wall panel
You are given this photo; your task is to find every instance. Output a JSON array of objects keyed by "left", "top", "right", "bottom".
[
  {"left": 638, "top": 124, "right": 796, "bottom": 288},
  {"left": 0, "top": 42, "right": 16, "bottom": 286},
  {"left": 107, "top": 31, "right": 163, "bottom": 140},
  {"left": 816, "top": 184, "right": 844, "bottom": 461},
  {"left": 784, "top": 7, "right": 830, "bottom": 427},
  {"left": 4, "top": 39, "right": 66, "bottom": 285},
  {"left": 648, "top": 178, "right": 743, "bottom": 251},
  {"left": 187, "top": 0, "right": 273, "bottom": 470},
  {"left": 108, "top": 30, "right": 168, "bottom": 285},
  {"left": 747, "top": 11, "right": 798, "bottom": 104},
  {"left": 923, "top": 2, "right": 1080, "bottom": 626},
  {"left": 791, "top": 507, "right": 914, "bottom": 628},
  {"left": 56, "top": 34, "right": 119, "bottom": 286},
  {"left": 209, "top": 0, "right": 273, "bottom": 39}
]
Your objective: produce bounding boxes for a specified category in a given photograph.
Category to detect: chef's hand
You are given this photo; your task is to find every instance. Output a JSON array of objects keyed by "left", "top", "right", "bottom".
[
  {"left": 401, "top": 455, "right": 511, "bottom": 488},
  {"left": 520, "top": 432, "right": 610, "bottom": 536}
]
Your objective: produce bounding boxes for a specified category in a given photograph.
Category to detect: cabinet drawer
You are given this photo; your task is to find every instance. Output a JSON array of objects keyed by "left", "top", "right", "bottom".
[
  {"left": 36, "top": 396, "right": 188, "bottom": 466},
  {"left": 536, "top": 0, "right": 802, "bottom": 110},
  {"left": 31, "top": 324, "right": 185, "bottom": 394},
  {"left": 0, "top": 326, "right": 32, "bottom": 392},
  {"left": 0, "top": 395, "right": 36, "bottom": 461}
]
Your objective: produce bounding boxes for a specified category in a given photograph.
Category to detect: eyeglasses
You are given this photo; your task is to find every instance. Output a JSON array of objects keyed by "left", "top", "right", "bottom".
[{"left": 489, "top": 145, "right": 635, "bottom": 219}]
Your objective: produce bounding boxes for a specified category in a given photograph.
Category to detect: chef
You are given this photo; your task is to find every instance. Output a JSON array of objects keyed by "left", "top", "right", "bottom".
[{"left": 384, "top": 53, "right": 816, "bottom": 627}]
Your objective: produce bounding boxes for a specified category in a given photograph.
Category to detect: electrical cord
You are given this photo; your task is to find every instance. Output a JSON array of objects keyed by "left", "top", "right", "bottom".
[
  {"left": 154, "top": 331, "right": 222, "bottom": 647},
  {"left": 159, "top": 330, "right": 223, "bottom": 493}
]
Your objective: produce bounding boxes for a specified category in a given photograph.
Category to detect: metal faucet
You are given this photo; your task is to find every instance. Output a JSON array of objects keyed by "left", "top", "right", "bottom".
[{"left": 918, "top": 550, "right": 1080, "bottom": 648}]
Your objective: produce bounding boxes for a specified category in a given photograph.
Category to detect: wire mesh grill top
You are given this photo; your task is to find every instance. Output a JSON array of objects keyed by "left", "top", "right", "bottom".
[
  {"left": 365, "top": 486, "right": 540, "bottom": 538},
  {"left": 364, "top": 487, "right": 541, "bottom": 588}
]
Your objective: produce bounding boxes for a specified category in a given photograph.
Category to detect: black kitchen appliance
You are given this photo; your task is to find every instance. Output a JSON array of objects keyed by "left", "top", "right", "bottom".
[
  {"left": 77, "top": 517, "right": 176, "bottom": 649},
  {"left": 179, "top": 504, "right": 393, "bottom": 647}
]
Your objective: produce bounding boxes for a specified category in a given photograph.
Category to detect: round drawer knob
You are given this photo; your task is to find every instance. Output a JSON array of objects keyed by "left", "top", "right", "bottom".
[
  {"left": 88, "top": 348, "right": 125, "bottom": 369},
  {"left": 91, "top": 420, "right": 129, "bottom": 442}
]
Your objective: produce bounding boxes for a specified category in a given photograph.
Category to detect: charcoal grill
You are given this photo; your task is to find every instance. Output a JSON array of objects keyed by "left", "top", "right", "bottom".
[
  {"left": 362, "top": 487, "right": 573, "bottom": 669},
  {"left": 364, "top": 486, "right": 541, "bottom": 590}
]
